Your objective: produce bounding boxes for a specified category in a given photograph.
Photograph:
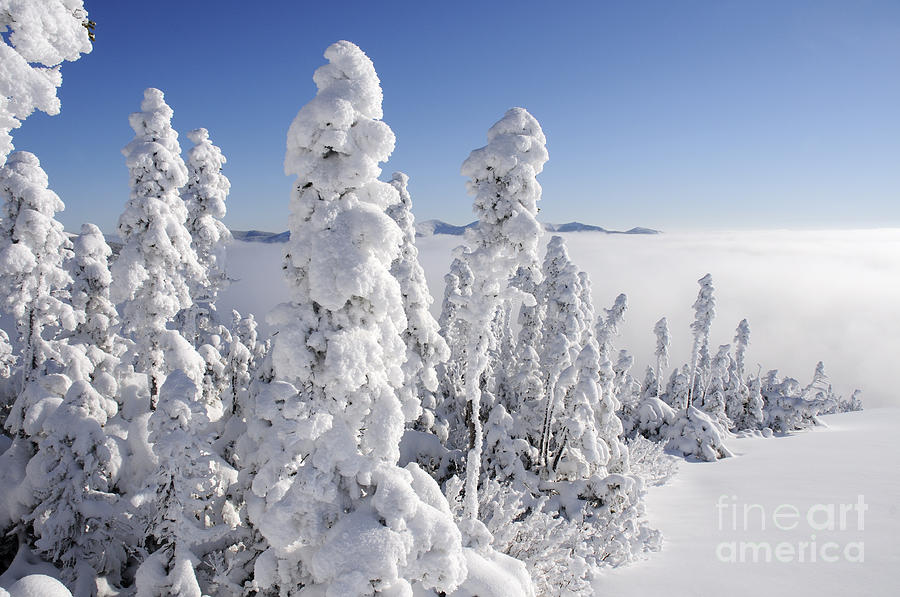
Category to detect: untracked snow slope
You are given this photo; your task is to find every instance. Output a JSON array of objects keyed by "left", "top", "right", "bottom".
[{"left": 595, "top": 409, "right": 900, "bottom": 597}]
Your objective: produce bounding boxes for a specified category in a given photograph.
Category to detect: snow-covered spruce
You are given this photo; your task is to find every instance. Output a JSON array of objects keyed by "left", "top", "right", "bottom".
[
  {"left": 180, "top": 127, "right": 232, "bottom": 346},
  {"left": 0, "top": 151, "right": 76, "bottom": 432},
  {"left": 666, "top": 406, "right": 733, "bottom": 462},
  {"left": 593, "top": 293, "right": 629, "bottom": 472},
  {"left": 662, "top": 364, "right": 691, "bottom": 412},
  {"left": 613, "top": 348, "right": 641, "bottom": 434},
  {"left": 244, "top": 41, "right": 467, "bottom": 595},
  {"left": 698, "top": 343, "right": 731, "bottom": 429},
  {"left": 111, "top": 88, "right": 204, "bottom": 404},
  {"left": 653, "top": 317, "right": 669, "bottom": 398},
  {"left": 551, "top": 343, "right": 607, "bottom": 481},
  {"left": 387, "top": 171, "right": 450, "bottom": 436},
  {"left": 595, "top": 293, "right": 627, "bottom": 364},
  {"left": 435, "top": 255, "right": 474, "bottom": 451},
  {"left": 135, "top": 371, "right": 237, "bottom": 597},
  {"left": 457, "top": 106, "right": 548, "bottom": 522},
  {"left": 507, "top": 261, "right": 545, "bottom": 452},
  {"left": 536, "top": 236, "right": 583, "bottom": 472},
  {"left": 24, "top": 380, "right": 122, "bottom": 587},
  {"left": 726, "top": 319, "right": 763, "bottom": 430},
  {"left": 0, "top": 328, "right": 13, "bottom": 381},
  {"left": 0, "top": 0, "right": 93, "bottom": 164},
  {"left": 629, "top": 369, "right": 676, "bottom": 442},
  {"left": 626, "top": 317, "right": 676, "bottom": 441},
  {"left": 687, "top": 273, "right": 715, "bottom": 408},
  {"left": 67, "top": 224, "right": 125, "bottom": 407},
  {"left": 761, "top": 369, "right": 826, "bottom": 433}
]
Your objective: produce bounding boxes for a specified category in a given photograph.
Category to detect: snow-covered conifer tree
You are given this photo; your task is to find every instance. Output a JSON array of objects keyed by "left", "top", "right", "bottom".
[
  {"left": 537, "top": 236, "right": 582, "bottom": 471},
  {"left": 662, "top": 365, "right": 691, "bottom": 412},
  {"left": 596, "top": 293, "right": 627, "bottom": 363},
  {"left": 742, "top": 375, "right": 765, "bottom": 429},
  {"left": 551, "top": 344, "right": 606, "bottom": 480},
  {"left": 435, "top": 255, "right": 473, "bottom": 446},
  {"left": 595, "top": 294, "right": 627, "bottom": 412},
  {"left": 614, "top": 349, "right": 641, "bottom": 434},
  {"left": 135, "top": 371, "right": 237, "bottom": 597},
  {"left": 0, "top": 328, "right": 13, "bottom": 381},
  {"left": 760, "top": 369, "right": 825, "bottom": 433},
  {"left": 247, "top": 41, "right": 466, "bottom": 594},
  {"left": 456, "top": 106, "right": 548, "bottom": 520},
  {"left": 653, "top": 317, "right": 669, "bottom": 399},
  {"left": 732, "top": 319, "right": 750, "bottom": 380},
  {"left": 700, "top": 343, "right": 732, "bottom": 428},
  {"left": 631, "top": 366, "right": 676, "bottom": 442},
  {"left": 111, "top": 88, "right": 204, "bottom": 403},
  {"left": 223, "top": 310, "right": 260, "bottom": 424},
  {"left": 508, "top": 262, "right": 544, "bottom": 448},
  {"left": 666, "top": 404, "right": 733, "bottom": 462},
  {"left": 803, "top": 361, "right": 830, "bottom": 401},
  {"left": 0, "top": 0, "right": 93, "bottom": 164},
  {"left": 25, "top": 380, "right": 123, "bottom": 586},
  {"left": 575, "top": 271, "right": 596, "bottom": 342},
  {"left": 180, "top": 127, "right": 232, "bottom": 345},
  {"left": 725, "top": 319, "right": 759, "bottom": 429},
  {"left": 387, "top": 171, "right": 450, "bottom": 434},
  {"left": 0, "top": 151, "right": 76, "bottom": 399},
  {"left": 69, "top": 223, "right": 122, "bottom": 365},
  {"left": 687, "top": 273, "right": 715, "bottom": 408}
]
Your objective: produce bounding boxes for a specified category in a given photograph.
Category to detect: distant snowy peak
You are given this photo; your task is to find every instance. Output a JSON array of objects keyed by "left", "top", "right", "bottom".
[
  {"left": 413, "top": 220, "right": 478, "bottom": 237},
  {"left": 231, "top": 230, "right": 291, "bottom": 243},
  {"left": 229, "top": 223, "right": 660, "bottom": 243}
]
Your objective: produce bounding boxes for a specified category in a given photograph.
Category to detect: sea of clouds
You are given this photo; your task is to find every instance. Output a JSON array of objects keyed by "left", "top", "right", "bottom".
[{"left": 219, "top": 228, "right": 900, "bottom": 409}]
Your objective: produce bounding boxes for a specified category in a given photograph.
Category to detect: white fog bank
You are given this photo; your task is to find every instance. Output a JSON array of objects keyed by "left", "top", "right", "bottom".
[{"left": 219, "top": 228, "right": 900, "bottom": 409}]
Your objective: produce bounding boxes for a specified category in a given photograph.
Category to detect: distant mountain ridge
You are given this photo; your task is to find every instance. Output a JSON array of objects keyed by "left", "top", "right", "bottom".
[
  {"left": 232, "top": 222, "right": 659, "bottom": 243},
  {"left": 231, "top": 230, "right": 291, "bottom": 243}
]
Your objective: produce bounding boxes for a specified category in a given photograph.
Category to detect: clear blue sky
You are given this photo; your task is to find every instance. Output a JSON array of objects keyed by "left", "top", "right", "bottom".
[{"left": 11, "top": 0, "right": 900, "bottom": 233}]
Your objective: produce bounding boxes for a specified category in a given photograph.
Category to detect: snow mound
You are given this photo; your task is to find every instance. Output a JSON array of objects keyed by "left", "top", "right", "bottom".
[{"left": 4, "top": 575, "right": 71, "bottom": 597}]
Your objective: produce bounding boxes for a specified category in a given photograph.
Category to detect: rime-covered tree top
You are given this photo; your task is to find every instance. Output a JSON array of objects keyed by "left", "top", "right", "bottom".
[
  {"left": 461, "top": 107, "right": 548, "bottom": 257},
  {"left": 540, "top": 236, "right": 582, "bottom": 369},
  {"left": 281, "top": 41, "right": 402, "bottom": 312},
  {"left": 0, "top": 0, "right": 93, "bottom": 163},
  {"left": 112, "top": 88, "right": 201, "bottom": 328},
  {"left": 654, "top": 317, "right": 670, "bottom": 366},
  {"left": 597, "top": 293, "right": 628, "bottom": 357},
  {"left": 284, "top": 40, "right": 394, "bottom": 199},
  {"left": 387, "top": 171, "right": 449, "bottom": 423},
  {"left": 0, "top": 150, "right": 72, "bottom": 321},
  {"left": 691, "top": 273, "right": 716, "bottom": 338},
  {"left": 120, "top": 88, "right": 187, "bottom": 205},
  {"left": 733, "top": 318, "right": 750, "bottom": 375},
  {"left": 183, "top": 127, "right": 231, "bottom": 276},
  {"left": 70, "top": 223, "right": 118, "bottom": 351}
]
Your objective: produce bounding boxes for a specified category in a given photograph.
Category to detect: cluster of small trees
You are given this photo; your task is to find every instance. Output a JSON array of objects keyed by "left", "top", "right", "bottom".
[
  {"left": 0, "top": 79, "right": 265, "bottom": 594},
  {"left": 608, "top": 274, "right": 861, "bottom": 463},
  {"left": 0, "top": 9, "right": 861, "bottom": 596}
]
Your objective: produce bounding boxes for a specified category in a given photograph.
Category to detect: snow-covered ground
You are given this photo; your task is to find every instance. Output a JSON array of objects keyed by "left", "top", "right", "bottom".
[{"left": 597, "top": 408, "right": 900, "bottom": 596}]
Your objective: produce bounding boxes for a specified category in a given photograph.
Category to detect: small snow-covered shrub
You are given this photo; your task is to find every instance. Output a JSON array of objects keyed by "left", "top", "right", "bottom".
[
  {"left": 472, "top": 468, "right": 660, "bottom": 597},
  {"left": 627, "top": 435, "right": 678, "bottom": 487},
  {"left": 667, "top": 406, "right": 733, "bottom": 462}
]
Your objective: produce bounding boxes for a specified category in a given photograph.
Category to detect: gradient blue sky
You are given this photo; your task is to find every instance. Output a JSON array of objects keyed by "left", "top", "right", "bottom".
[{"left": 11, "top": 0, "right": 900, "bottom": 233}]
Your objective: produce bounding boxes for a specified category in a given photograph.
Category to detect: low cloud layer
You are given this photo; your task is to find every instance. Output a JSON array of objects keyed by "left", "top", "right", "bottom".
[{"left": 221, "top": 229, "right": 900, "bottom": 409}]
